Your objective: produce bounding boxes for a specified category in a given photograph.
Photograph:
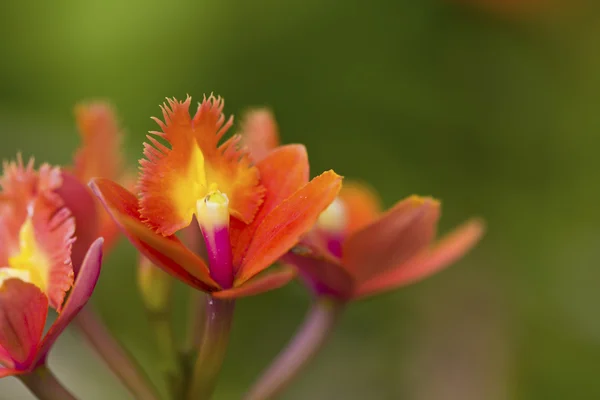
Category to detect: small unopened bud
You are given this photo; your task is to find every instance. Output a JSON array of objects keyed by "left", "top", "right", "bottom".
[{"left": 137, "top": 256, "right": 173, "bottom": 314}]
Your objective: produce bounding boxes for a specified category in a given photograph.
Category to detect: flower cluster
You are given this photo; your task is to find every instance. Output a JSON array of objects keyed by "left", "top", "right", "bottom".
[{"left": 0, "top": 95, "right": 483, "bottom": 400}]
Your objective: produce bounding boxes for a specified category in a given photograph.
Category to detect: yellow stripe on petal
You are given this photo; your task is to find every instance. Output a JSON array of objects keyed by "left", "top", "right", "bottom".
[{"left": 8, "top": 217, "right": 48, "bottom": 293}]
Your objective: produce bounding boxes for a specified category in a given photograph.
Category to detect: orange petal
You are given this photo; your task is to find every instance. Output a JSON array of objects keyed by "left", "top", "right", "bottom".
[
  {"left": 343, "top": 196, "right": 440, "bottom": 282},
  {"left": 231, "top": 144, "right": 309, "bottom": 271},
  {"left": 239, "top": 108, "right": 280, "bottom": 162},
  {"left": 354, "top": 219, "right": 485, "bottom": 299},
  {"left": 90, "top": 179, "right": 219, "bottom": 292},
  {"left": 73, "top": 102, "right": 124, "bottom": 184},
  {"left": 281, "top": 246, "right": 355, "bottom": 299},
  {"left": 235, "top": 170, "right": 343, "bottom": 285},
  {"left": 0, "top": 279, "right": 48, "bottom": 370},
  {"left": 213, "top": 267, "right": 296, "bottom": 299},
  {"left": 339, "top": 181, "right": 382, "bottom": 235},
  {"left": 55, "top": 172, "right": 99, "bottom": 274},
  {"left": 138, "top": 96, "right": 264, "bottom": 236}
]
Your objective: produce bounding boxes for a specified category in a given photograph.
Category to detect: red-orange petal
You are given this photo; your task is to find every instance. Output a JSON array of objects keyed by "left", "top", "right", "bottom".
[
  {"left": 213, "top": 267, "right": 296, "bottom": 299},
  {"left": 138, "top": 96, "right": 264, "bottom": 236},
  {"left": 239, "top": 108, "right": 280, "bottom": 162},
  {"left": 343, "top": 196, "right": 440, "bottom": 282},
  {"left": 90, "top": 178, "right": 218, "bottom": 292},
  {"left": 354, "top": 219, "right": 485, "bottom": 299},
  {"left": 235, "top": 170, "right": 343, "bottom": 285},
  {"left": 0, "top": 279, "right": 48, "bottom": 370},
  {"left": 339, "top": 181, "right": 382, "bottom": 235},
  {"left": 73, "top": 102, "right": 124, "bottom": 184},
  {"left": 35, "top": 238, "right": 104, "bottom": 366},
  {"left": 281, "top": 246, "right": 355, "bottom": 299},
  {"left": 55, "top": 172, "right": 100, "bottom": 273},
  {"left": 231, "top": 144, "right": 309, "bottom": 271}
]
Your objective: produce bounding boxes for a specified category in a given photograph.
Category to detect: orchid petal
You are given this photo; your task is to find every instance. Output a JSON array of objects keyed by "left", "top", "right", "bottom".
[
  {"left": 213, "top": 267, "right": 296, "bottom": 299},
  {"left": 281, "top": 247, "right": 355, "bottom": 300},
  {"left": 34, "top": 238, "right": 104, "bottom": 366},
  {"left": 339, "top": 181, "right": 381, "bottom": 235},
  {"left": 55, "top": 172, "right": 99, "bottom": 274},
  {"left": 343, "top": 196, "right": 440, "bottom": 281},
  {"left": 236, "top": 170, "right": 343, "bottom": 285},
  {"left": 231, "top": 144, "right": 309, "bottom": 271},
  {"left": 0, "top": 280, "right": 47, "bottom": 370},
  {"left": 239, "top": 108, "right": 280, "bottom": 162},
  {"left": 138, "top": 96, "right": 263, "bottom": 235},
  {"left": 354, "top": 219, "right": 485, "bottom": 299}
]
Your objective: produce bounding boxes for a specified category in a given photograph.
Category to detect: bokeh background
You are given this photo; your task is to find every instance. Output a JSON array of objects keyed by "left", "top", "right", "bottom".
[{"left": 2, "top": 0, "right": 600, "bottom": 398}]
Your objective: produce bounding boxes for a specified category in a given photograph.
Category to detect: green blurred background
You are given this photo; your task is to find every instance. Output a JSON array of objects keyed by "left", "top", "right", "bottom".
[{"left": 2, "top": 0, "right": 600, "bottom": 398}]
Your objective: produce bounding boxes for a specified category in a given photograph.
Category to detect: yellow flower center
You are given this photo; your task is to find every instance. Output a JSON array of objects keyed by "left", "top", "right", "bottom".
[{"left": 5, "top": 217, "right": 48, "bottom": 292}]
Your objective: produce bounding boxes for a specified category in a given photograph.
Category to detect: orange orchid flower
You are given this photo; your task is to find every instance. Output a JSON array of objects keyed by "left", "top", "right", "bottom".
[
  {"left": 284, "top": 183, "right": 484, "bottom": 300},
  {"left": 0, "top": 157, "right": 104, "bottom": 378},
  {"left": 90, "top": 95, "right": 342, "bottom": 298},
  {"left": 238, "top": 109, "right": 484, "bottom": 301}
]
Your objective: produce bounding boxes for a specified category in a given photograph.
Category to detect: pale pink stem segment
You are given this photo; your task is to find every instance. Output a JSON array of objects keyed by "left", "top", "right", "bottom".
[
  {"left": 74, "top": 308, "right": 160, "bottom": 400},
  {"left": 19, "top": 365, "right": 77, "bottom": 400},
  {"left": 244, "top": 297, "right": 344, "bottom": 400},
  {"left": 187, "top": 297, "right": 235, "bottom": 399}
]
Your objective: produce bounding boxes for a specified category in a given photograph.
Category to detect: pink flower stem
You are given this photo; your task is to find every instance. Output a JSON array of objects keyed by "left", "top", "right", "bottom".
[
  {"left": 19, "top": 365, "right": 77, "bottom": 400},
  {"left": 74, "top": 307, "right": 161, "bottom": 400},
  {"left": 244, "top": 297, "right": 344, "bottom": 400},
  {"left": 187, "top": 296, "right": 235, "bottom": 400}
]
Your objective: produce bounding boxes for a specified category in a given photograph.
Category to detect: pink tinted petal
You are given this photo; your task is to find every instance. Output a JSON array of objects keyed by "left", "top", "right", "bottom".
[
  {"left": 0, "top": 280, "right": 48, "bottom": 369},
  {"left": 239, "top": 108, "right": 280, "bottom": 162},
  {"left": 34, "top": 238, "right": 103, "bottom": 366},
  {"left": 281, "top": 248, "right": 355, "bottom": 300},
  {"left": 231, "top": 144, "right": 309, "bottom": 271},
  {"left": 0, "top": 366, "right": 24, "bottom": 378},
  {"left": 339, "top": 181, "right": 382, "bottom": 235},
  {"left": 343, "top": 196, "right": 440, "bottom": 282},
  {"left": 213, "top": 268, "right": 296, "bottom": 299},
  {"left": 89, "top": 179, "right": 218, "bottom": 292},
  {"left": 354, "top": 219, "right": 485, "bottom": 299},
  {"left": 55, "top": 172, "right": 99, "bottom": 273}
]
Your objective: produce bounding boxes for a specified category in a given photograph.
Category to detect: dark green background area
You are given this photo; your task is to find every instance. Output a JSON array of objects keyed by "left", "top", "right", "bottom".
[{"left": 2, "top": 1, "right": 600, "bottom": 398}]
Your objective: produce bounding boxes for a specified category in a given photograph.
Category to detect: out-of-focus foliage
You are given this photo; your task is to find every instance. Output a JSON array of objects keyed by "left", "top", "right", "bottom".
[{"left": 1, "top": 0, "right": 600, "bottom": 398}]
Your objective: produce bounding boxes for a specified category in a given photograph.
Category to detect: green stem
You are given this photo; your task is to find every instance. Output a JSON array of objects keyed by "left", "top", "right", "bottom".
[
  {"left": 184, "top": 290, "right": 207, "bottom": 355},
  {"left": 244, "top": 297, "right": 344, "bottom": 400},
  {"left": 74, "top": 307, "right": 161, "bottom": 400},
  {"left": 187, "top": 296, "right": 235, "bottom": 400},
  {"left": 19, "top": 365, "right": 78, "bottom": 400}
]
